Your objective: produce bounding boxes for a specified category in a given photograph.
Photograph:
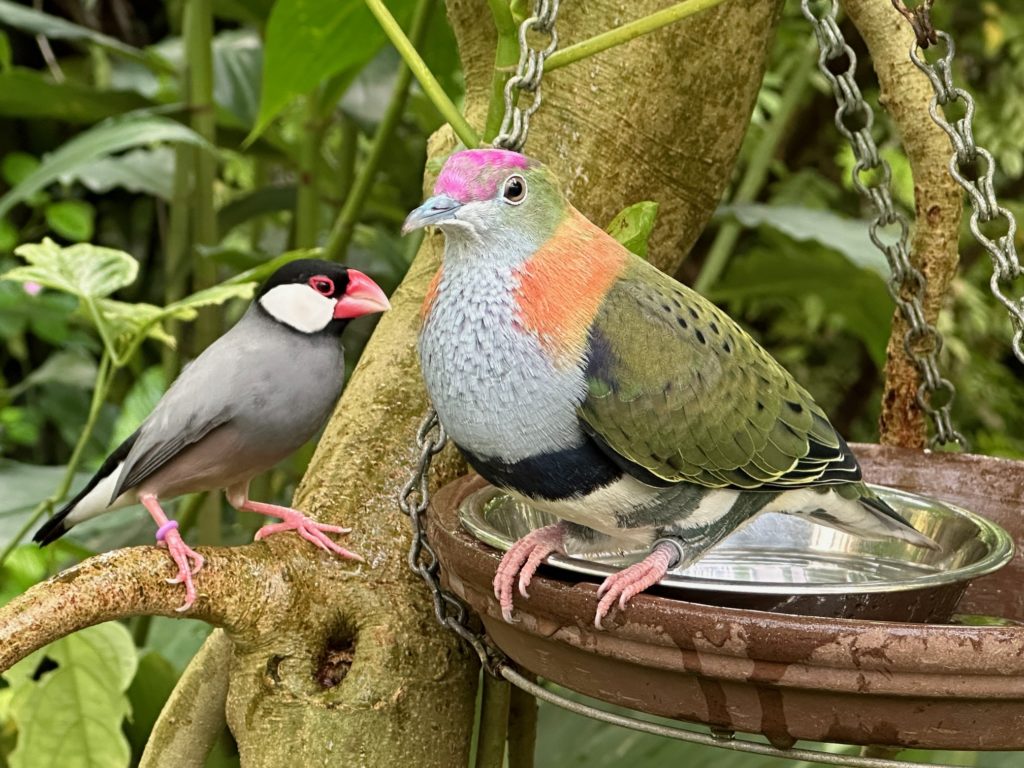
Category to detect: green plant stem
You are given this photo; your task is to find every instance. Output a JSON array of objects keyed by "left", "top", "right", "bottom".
[
  {"left": 0, "top": 353, "right": 113, "bottom": 565},
  {"left": 337, "top": 113, "right": 358, "bottom": 206},
  {"left": 694, "top": 44, "right": 815, "bottom": 293},
  {"left": 163, "top": 143, "right": 192, "bottom": 379},
  {"left": 295, "top": 91, "right": 325, "bottom": 248},
  {"left": 544, "top": 0, "right": 730, "bottom": 73},
  {"left": 184, "top": 0, "right": 221, "bottom": 546},
  {"left": 507, "top": 682, "right": 537, "bottom": 768},
  {"left": 325, "top": 0, "right": 436, "bottom": 260},
  {"left": 474, "top": 675, "right": 511, "bottom": 768},
  {"left": 363, "top": 0, "right": 479, "bottom": 148},
  {"left": 483, "top": 0, "right": 519, "bottom": 142}
]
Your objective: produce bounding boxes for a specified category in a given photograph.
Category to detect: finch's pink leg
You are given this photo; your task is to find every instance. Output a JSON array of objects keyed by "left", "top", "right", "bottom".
[
  {"left": 140, "top": 493, "right": 203, "bottom": 612},
  {"left": 594, "top": 541, "right": 677, "bottom": 629},
  {"left": 241, "top": 499, "right": 362, "bottom": 562},
  {"left": 493, "top": 523, "right": 565, "bottom": 622}
]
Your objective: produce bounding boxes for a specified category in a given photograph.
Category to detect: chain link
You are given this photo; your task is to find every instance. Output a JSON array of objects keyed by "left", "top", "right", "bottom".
[
  {"left": 400, "top": 0, "right": 560, "bottom": 672},
  {"left": 492, "top": 0, "right": 560, "bottom": 151},
  {"left": 907, "top": 31, "right": 1024, "bottom": 364},
  {"left": 800, "top": 0, "right": 964, "bottom": 448}
]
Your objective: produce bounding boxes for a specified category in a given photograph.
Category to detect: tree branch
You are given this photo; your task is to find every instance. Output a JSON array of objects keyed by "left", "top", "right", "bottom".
[
  {"left": 842, "top": 0, "right": 963, "bottom": 448},
  {"left": 140, "top": 631, "right": 234, "bottom": 768},
  {"left": 0, "top": 544, "right": 282, "bottom": 673}
]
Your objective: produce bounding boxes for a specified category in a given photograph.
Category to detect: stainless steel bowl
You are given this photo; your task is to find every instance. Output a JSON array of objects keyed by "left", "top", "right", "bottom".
[{"left": 458, "top": 484, "right": 1014, "bottom": 620}]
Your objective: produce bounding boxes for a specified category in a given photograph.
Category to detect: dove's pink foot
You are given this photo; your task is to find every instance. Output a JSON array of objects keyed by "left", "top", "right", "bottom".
[
  {"left": 242, "top": 499, "right": 362, "bottom": 561},
  {"left": 493, "top": 523, "right": 566, "bottom": 622},
  {"left": 594, "top": 540, "right": 677, "bottom": 629},
  {"left": 140, "top": 493, "right": 204, "bottom": 612}
]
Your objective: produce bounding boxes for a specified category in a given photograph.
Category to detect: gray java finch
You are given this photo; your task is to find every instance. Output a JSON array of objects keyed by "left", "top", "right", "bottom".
[
  {"left": 404, "top": 149, "right": 937, "bottom": 628},
  {"left": 34, "top": 259, "right": 391, "bottom": 610}
]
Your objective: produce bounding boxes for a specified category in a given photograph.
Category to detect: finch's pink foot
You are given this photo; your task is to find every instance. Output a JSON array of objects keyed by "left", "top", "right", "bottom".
[
  {"left": 159, "top": 528, "right": 205, "bottom": 612},
  {"left": 245, "top": 500, "right": 362, "bottom": 561},
  {"left": 141, "top": 493, "right": 203, "bottom": 612},
  {"left": 493, "top": 523, "right": 565, "bottom": 622},
  {"left": 594, "top": 541, "right": 677, "bottom": 629}
]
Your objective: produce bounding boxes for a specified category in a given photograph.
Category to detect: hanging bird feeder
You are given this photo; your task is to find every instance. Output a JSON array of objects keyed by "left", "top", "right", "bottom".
[{"left": 400, "top": 0, "right": 1024, "bottom": 765}]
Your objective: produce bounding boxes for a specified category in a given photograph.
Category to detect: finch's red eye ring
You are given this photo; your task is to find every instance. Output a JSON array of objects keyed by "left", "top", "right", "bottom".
[{"left": 309, "top": 275, "right": 335, "bottom": 296}]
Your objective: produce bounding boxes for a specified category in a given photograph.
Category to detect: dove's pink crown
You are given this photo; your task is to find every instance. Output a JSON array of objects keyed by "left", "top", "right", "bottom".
[{"left": 434, "top": 149, "right": 531, "bottom": 202}]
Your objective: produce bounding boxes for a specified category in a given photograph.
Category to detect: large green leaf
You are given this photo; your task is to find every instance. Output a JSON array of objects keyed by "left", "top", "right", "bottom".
[
  {"left": 163, "top": 282, "right": 257, "bottom": 320},
  {"left": 0, "top": 114, "right": 212, "bottom": 220},
  {"left": 4, "top": 239, "right": 137, "bottom": 299},
  {"left": 606, "top": 201, "right": 659, "bottom": 259},
  {"left": 711, "top": 248, "right": 894, "bottom": 367},
  {"left": 60, "top": 147, "right": 176, "bottom": 200},
  {"left": 715, "top": 203, "right": 890, "bottom": 279},
  {"left": 109, "top": 366, "right": 166, "bottom": 449},
  {"left": 253, "top": 0, "right": 416, "bottom": 137},
  {"left": 0, "top": 0, "right": 147, "bottom": 63},
  {"left": 0, "top": 460, "right": 91, "bottom": 551},
  {"left": 5, "top": 622, "right": 137, "bottom": 768},
  {"left": 0, "top": 68, "right": 152, "bottom": 124},
  {"left": 212, "top": 29, "right": 263, "bottom": 129}
]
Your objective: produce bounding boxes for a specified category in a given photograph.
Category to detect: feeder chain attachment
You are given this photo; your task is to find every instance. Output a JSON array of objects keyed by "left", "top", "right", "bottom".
[
  {"left": 905, "top": 31, "right": 1024, "bottom": 367},
  {"left": 801, "top": 0, "right": 964, "bottom": 448},
  {"left": 891, "top": 0, "right": 937, "bottom": 49},
  {"left": 492, "top": 0, "right": 561, "bottom": 152},
  {"left": 399, "top": 408, "right": 506, "bottom": 674}
]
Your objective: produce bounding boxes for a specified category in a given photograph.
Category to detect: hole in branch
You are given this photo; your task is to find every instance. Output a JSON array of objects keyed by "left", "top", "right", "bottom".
[{"left": 316, "top": 633, "right": 357, "bottom": 689}]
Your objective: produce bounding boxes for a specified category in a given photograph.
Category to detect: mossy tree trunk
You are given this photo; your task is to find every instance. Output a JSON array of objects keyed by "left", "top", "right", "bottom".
[{"left": 159, "top": 0, "right": 784, "bottom": 764}]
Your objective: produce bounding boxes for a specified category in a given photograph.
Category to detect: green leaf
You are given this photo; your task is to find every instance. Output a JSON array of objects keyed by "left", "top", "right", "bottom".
[
  {"left": 5, "top": 349, "right": 97, "bottom": 398},
  {"left": 0, "top": 0, "right": 148, "bottom": 63},
  {"left": 124, "top": 651, "right": 179, "bottom": 760},
  {"left": 0, "top": 216, "right": 16, "bottom": 252},
  {"left": 0, "top": 69, "right": 152, "bottom": 124},
  {"left": 0, "top": 545, "right": 47, "bottom": 606},
  {"left": 2, "top": 152, "right": 39, "bottom": 186},
  {"left": 0, "top": 460, "right": 91, "bottom": 552},
  {"left": 212, "top": 29, "right": 263, "bottom": 129},
  {"left": 711, "top": 249, "right": 894, "bottom": 367},
  {"left": 606, "top": 201, "right": 659, "bottom": 258},
  {"left": 0, "top": 29, "right": 11, "bottom": 72},
  {"left": 93, "top": 298, "right": 175, "bottom": 348},
  {"left": 716, "top": 203, "right": 890, "bottom": 279},
  {"left": 4, "top": 239, "right": 137, "bottom": 299},
  {"left": 6, "top": 622, "right": 137, "bottom": 768},
  {"left": 59, "top": 147, "right": 176, "bottom": 200},
  {"left": 44, "top": 200, "right": 95, "bottom": 242},
  {"left": 163, "top": 282, "right": 256, "bottom": 321},
  {"left": 254, "top": 0, "right": 415, "bottom": 137},
  {"left": 0, "top": 113, "right": 213, "bottom": 221},
  {"left": 110, "top": 366, "right": 165, "bottom": 448}
]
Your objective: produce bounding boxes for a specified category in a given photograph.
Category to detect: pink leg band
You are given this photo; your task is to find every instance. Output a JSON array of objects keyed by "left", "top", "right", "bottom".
[{"left": 155, "top": 520, "right": 179, "bottom": 542}]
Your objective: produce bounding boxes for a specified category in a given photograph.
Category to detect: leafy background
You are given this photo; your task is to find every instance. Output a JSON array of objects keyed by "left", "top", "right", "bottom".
[{"left": 1, "top": 0, "right": 1023, "bottom": 766}]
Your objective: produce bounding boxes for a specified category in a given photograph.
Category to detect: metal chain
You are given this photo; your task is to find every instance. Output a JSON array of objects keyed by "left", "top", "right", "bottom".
[
  {"left": 399, "top": 0, "right": 561, "bottom": 673},
  {"left": 906, "top": 30, "right": 1024, "bottom": 364},
  {"left": 492, "top": 0, "right": 560, "bottom": 151},
  {"left": 800, "top": 0, "right": 965, "bottom": 448}
]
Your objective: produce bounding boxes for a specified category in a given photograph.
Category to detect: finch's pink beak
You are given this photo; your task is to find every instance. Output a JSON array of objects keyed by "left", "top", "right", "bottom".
[{"left": 334, "top": 269, "right": 391, "bottom": 319}]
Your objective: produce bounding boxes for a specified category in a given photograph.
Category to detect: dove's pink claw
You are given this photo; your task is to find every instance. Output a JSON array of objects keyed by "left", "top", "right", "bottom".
[
  {"left": 493, "top": 523, "right": 565, "bottom": 622},
  {"left": 594, "top": 541, "right": 677, "bottom": 629}
]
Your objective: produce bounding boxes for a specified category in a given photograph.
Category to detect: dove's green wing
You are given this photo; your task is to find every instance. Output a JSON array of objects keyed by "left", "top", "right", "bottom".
[{"left": 579, "top": 257, "right": 860, "bottom": 490}]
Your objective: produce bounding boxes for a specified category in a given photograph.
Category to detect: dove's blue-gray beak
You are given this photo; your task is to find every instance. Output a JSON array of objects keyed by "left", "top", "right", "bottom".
[{"left": 402, "top": 194, "right": 462, "bottom": 234}]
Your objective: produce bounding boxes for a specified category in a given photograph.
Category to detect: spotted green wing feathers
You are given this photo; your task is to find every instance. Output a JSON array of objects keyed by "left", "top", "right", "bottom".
[{"left": 580, "top": 258, "right": 859, "bottom": 490}]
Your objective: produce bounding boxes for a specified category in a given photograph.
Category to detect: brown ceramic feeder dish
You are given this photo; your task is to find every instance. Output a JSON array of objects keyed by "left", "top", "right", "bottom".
[{"left": 426, "top": 445, "right": 1024, "bottom": 751}]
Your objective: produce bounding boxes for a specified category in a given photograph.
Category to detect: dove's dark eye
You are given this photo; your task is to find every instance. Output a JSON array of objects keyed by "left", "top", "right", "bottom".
[
  {"left": 502, "top": 175, "right": 527, "bottom": 204},
  {"left": 309, "top": 276, "right": 335, "bottom": 296}
]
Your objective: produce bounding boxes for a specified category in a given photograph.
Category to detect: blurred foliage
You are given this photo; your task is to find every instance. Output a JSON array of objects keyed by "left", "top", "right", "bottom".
[{"left": 0, "top": 0, "right": 1022, "bottom": 766}]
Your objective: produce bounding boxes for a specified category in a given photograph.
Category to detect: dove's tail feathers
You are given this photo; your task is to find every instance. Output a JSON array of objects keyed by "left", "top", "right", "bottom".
[{"left": 766, "top": 484, "right": 939, "bottom": 551}]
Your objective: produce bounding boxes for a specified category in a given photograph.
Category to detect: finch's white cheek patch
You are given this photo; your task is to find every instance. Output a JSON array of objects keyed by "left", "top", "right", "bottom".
[{"left": 260, "top": 284, "right": 335, "bottom": 333}]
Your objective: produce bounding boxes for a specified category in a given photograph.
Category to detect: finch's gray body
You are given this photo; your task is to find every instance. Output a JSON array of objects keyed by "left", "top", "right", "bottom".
[{"left": 57, "top": 307, "right": 345, "bottom": 531}]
